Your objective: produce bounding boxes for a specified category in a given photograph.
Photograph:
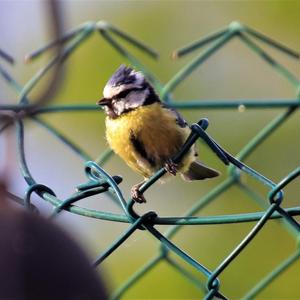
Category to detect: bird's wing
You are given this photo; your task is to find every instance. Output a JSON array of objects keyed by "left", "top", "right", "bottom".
[
  {"left": 129, "top": 130, "right": 157, "bottom": 168},
  {"left": 161, "top": 103, "right": 188, "bottom": 128},
  {"left": 161, "top": 103, "right": 200, "bottom": 157}
]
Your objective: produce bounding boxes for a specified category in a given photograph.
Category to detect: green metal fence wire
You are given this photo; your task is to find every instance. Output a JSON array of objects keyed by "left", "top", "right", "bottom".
[{"left": 1, "top": 21, "right": 300, "bottom": 299}]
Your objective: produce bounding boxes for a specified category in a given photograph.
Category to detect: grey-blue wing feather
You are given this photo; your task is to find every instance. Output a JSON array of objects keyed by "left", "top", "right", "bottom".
[
  {"left": 162, "top": 103, "right": 199, "bottom": 157},
  {"left": 161, "top": 103, "right": 188, "bottom": 128}
]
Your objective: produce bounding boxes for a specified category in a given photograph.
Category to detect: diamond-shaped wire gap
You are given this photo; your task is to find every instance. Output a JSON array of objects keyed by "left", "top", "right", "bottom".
[
  {"left": 227, "top": 106, "right": 298, "bottom": 179},
  {"left": 237, "top": 182, "right": 298, "bottom": 240},
  {"left": 161, "top": 184, "right": 269, "bottom": 266},
  {"left": 227, "top": 225, "right": 294, "bottom": 298},
  {"left": 243, "top": 250, "right": 300, "bottom": 299},
  {"left": 166, "top": 44, "right": 296, "bottom": 102},
  {"left": 235, "top": 110, "right": 299, "bottom": 184},
  {"left": 112, "top": 255, "right": 209, "bottom": 299},
  {"left": 163, "top": 22, "right": 299, "bottom": 99},
  {"left": 208, "top": 213, "right": 296, "bottom": 299},
  {"left": 116, "top": 178, "right": 235, "bottom": 299},
  {"left": 187, "top": 109, "right": 285, "bottom": 161},
  {"left": 153, "top": 258, "right": 208, "bottom": 298},
  {"left": 110, "top": 256, "right": 162, "bottom": 300}
]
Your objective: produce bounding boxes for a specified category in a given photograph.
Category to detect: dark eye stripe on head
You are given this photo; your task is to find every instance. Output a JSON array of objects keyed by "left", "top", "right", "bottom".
[{"left": 115, "top": 89, "right": 131, "bottom": 99}]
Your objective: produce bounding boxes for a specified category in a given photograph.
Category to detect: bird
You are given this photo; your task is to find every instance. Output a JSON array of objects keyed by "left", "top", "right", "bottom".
[{"left": 97, "top": 65, "right": 220, "bottom": 203}]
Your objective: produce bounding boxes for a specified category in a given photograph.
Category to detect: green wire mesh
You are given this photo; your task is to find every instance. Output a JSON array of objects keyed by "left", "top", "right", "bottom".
[{"left": 1, "top": 21, "right": 300, "bottom": 299}]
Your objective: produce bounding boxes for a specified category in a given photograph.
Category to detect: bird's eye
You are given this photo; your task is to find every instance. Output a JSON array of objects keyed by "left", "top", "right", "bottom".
[{"left": 117, "top": 89, "right": 131, "bottom": 99}]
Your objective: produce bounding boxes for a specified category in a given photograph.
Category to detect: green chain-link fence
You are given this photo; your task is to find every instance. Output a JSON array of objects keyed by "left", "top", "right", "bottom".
[{"left": 1, "top": 20, "right": 300, "bottom": 299}]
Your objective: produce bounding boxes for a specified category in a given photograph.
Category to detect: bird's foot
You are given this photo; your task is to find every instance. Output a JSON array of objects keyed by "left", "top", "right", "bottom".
[
  {"left": 131, "top": 183, "right": 146, "bottom": 203},
  {"left": 164, "top": 159, "right": 178, "bottom": 176}
]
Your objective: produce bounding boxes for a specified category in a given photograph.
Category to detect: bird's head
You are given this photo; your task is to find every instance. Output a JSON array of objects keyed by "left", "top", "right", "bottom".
[{"left": 97, "top": 65, "right": 159, "bottom": 118}]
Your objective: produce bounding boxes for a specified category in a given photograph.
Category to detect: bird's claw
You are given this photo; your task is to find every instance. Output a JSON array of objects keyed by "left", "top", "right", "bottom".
[
  {"left": 164, "top": 159, "right": 178, "bottom": 176},
  {"left": 131, "top": 184, "right": 146, "bottom": 203}
]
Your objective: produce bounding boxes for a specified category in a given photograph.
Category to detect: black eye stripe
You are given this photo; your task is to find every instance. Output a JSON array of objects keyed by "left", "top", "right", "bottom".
[{"left": 116, "top": 89, "right": 131, "bottom": 99}]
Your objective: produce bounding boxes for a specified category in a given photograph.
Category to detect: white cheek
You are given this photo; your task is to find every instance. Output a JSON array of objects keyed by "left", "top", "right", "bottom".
[
  {"left": 103, "top": 106, "right": 110, "bottom": 114},
  {"left": 113, "top": 101, "right": 125, "bottom": 115},
  {"left": 125, "top": 90, "right": 149, "bottom": 109},
  {"left": 124, "top": 96, "right": 140, "bottom": 110}
]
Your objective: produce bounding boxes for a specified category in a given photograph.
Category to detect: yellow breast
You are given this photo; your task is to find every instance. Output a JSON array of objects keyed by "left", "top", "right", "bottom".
[{"left": 105, "top": 103, "right": 194, "bottom": 178}]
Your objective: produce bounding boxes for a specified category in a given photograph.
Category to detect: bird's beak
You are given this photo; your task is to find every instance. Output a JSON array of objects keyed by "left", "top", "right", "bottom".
[{"left": 97, "top": 97, "right": 111, "bottom": 106}]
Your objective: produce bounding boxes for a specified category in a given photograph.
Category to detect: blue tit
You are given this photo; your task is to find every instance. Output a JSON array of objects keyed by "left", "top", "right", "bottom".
[{"left": 97, "top": 65, "right": 219, "bottom": 203}]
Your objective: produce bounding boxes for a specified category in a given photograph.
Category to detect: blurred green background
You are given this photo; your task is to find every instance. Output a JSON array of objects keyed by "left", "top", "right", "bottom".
[{"left": 1, "top": 1, "right": 300, "bottom": 299}]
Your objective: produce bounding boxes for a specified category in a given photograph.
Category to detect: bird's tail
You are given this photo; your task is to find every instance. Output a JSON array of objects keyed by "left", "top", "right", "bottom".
[{"left": 181, "top": 161, "right": 220, "bottom": 181}]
